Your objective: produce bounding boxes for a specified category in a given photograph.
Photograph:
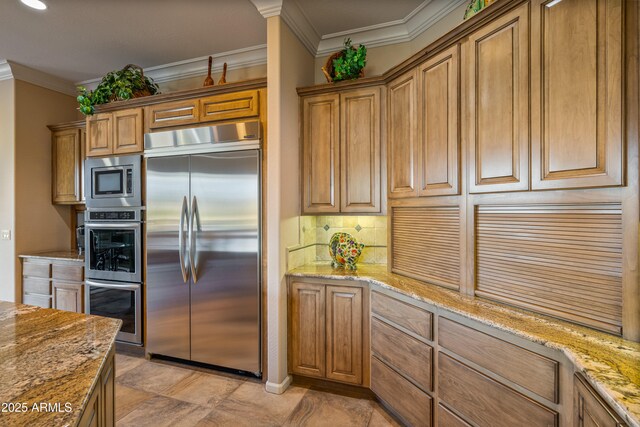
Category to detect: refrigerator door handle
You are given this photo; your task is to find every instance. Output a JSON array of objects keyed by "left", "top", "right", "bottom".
[
  {"left": 179, "top": 196, "right": 189, "bottom": 283},
  {"left": 189, "top": 195, "right": 201, "bottom": 283}
]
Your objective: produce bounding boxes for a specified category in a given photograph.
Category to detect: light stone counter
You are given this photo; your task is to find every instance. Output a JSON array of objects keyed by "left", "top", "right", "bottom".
[
  {"left": 19, "top": 251, "right": 84, "bottom": 264},
  {"left": 0, "top": 301, "right": 120, "bottom": 426},
  {"left": 288, "top": 263, "right": 640, "bottom": 427}
]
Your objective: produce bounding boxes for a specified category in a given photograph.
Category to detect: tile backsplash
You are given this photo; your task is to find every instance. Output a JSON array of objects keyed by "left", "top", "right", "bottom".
[{"left": 287, "top": 215, "right": 387, "bottom": 269}]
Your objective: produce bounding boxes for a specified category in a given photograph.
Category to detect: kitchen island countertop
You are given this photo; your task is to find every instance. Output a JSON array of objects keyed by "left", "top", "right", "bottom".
[
  {"left": 0, "top": 301, "right": 120, "bottom": 426},
  {"left": 288, "top": 263, "right": 640, "bottom": 427}
]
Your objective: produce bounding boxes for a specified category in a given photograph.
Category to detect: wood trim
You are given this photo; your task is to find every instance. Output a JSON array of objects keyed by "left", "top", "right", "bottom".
[
  {"left": 94, "top": 78, "right": 267, "bottom": 113},
  {"left": 48, "top": 120, "right": 86, "bottom": 132}
]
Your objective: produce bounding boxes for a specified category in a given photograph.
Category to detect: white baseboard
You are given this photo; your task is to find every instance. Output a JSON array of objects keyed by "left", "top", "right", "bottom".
[{"left": 265, "top": 375, "right": 292, "bottom": 394}]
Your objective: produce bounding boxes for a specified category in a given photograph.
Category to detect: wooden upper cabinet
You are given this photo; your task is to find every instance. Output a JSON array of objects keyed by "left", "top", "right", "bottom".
[
  {"left": 340, "top": 87, "right": 381, "bottom": 213},
  {"left": 199, "top": 90, "right": 259, "bottom": 123},
  {"left": 302, "top": 93, "right": 340, "bottom": 214},
  {"left": 289, "top": 281, "right": 326, "bottom": 378},
  {"left": 418, "top": 44, "right": 460, "bottom": 197},
  {"left": 326, "top": 285, "right": 363, "bottom": 385},
  {"left": 467, "top": 3, "right": 530, "bottom": 193},
  {"left": 145, "top": 99, "right": 200, "bottom": 131},
  {"left": 388, "top": 69, "right": 418, "bottom": 198},
  {"left": 86, "top": 108, "right": 143, "bottom": 157},
  {"left": 113, "top": 108, "right": 143, "bottom": 154},
  {"left": 531, "top": 0, "right": 623, "bottom": 190},
  {"left": 52, "top": 128, "right": 82, "bottom": 204},
  {"left": 86, "top": 113, "right": 112, "bottom": 157}
]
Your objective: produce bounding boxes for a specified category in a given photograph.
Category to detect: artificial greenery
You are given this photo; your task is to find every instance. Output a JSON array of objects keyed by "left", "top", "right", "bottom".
[
  {"left": 332, "top": 38, "right": 367, "bottom": 82},
  {"left": 76, "top": 64, "right": 160, "bottom": 116}
]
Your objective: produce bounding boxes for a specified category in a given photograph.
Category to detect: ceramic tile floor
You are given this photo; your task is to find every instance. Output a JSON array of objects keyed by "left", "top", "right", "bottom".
[{"left": 115, "top": 353, "right": 401, "bottom": 427}]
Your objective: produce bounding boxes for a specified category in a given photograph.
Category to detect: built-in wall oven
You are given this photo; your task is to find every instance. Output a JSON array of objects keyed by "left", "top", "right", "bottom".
[{"left": 84, "top": 207, "right": 144, "bottom": 344}]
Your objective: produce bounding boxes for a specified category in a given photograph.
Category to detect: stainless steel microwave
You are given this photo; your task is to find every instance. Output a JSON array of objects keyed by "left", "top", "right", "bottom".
[{"left": 85, "top": 155, "right": 142, "bottom": 208}]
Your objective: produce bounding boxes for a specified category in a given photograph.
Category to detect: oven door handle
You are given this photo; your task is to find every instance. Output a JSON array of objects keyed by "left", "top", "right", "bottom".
[
  {"left": 189, "top": 195, "right": 200, "bottom": 284},
  {"left": 179, "top": 196, "right": 190, "bottom": 283},
  {"left": 84, "top": 222, "right": 141, "bottom": 229},
  {"left": 85, "top": 279, "right": 140, "bottom": 291}
]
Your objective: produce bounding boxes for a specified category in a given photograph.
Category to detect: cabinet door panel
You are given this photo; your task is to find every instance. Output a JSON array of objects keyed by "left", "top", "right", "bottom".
[
  {"left": 53, "top": 282, "right": 83, "bottom": 313},
  {"left": 145, "top": 100, "right": 199, "bottom": 131},
  {"left": 289, "top": 282, "right": 325, "bottom": 378},
  {"left": 199, "top": 90, "right": 259, "bottom": 122},
  {"left": 467, "top": 4, "right": 529, "bottom": 193},
  {"left": 326, "top": 285, "right": 363, "bottom": 384},
  {"left": 340, "top": 88, "right": 381, "bottom": 213},
  {"left": 52, "top": 129, "right": 81, "bottom": 203},
  {"left": 388, "top": 70, "right": 418, "bottom": 198},
  {"left": 113, "top": 108, "right": 143, "bottom": 155},
  {"left": 574, "top": 374, "right": 624, "bottom": 427},
  {"left": 531, "top": 0, "right": 623, "bottom": 189},
  {"left": 86, "top": 113, "right": 112, "bottom": 157},
  {"left": 419, "top": 45, "right": 460, "bottom": 196},
  {"left": 302, "top": 94, "right": 340, "bottom": 213}
]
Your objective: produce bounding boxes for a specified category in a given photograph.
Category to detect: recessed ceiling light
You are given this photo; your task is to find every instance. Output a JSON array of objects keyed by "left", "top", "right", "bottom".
[{"left": 20, "top": 0, "right": 47, "bottom": 10}]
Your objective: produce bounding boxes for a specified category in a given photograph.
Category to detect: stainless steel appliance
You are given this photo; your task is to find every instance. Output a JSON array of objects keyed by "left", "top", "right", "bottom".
[
  {"left": 85, "top": 154, "right": 141, "bottom": 208},
  {"left": 85, "top": 207, "right": 144, "bottom": 344},
  {"left": 145, "top": 121, "right": 261, "bottom": 376}
]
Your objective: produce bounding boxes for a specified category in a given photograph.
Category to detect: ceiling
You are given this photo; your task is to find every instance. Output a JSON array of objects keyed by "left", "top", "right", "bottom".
[{"left": 0, "top": 0, "right": 459, "bottom": 86}]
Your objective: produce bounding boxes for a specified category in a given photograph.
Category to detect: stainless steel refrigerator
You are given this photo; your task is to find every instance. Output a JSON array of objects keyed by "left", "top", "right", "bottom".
[{"left": 145, "top": 122, "right": 261, "bottom": 376}]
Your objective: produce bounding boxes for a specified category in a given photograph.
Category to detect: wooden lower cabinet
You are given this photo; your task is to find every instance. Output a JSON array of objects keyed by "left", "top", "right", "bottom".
[
  {"left": 574, "top": 374, "right": 625, "bottom": 427},
  {"left": 288, "top": 279, "right": 368, "bottom": 386},
  {"left": 371, "top": 356, "right": 432, "bottom": 426},
  {"left": 21, "top": 257, "right": 84, "bottom": 313},
  {"left": 78, "top": 347, "right": 115, "bottom": 427},
  {"left": 288, "top": 280, "right": 630, "bottom": 426},
  {"left": 53, "top": 282, "right": 83, "bottom": 313}
]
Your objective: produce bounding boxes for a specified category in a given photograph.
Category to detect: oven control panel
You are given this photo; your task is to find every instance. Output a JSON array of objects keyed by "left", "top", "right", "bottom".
[{"left": 87, "top": 208, "right": 143, "bottom": 222}]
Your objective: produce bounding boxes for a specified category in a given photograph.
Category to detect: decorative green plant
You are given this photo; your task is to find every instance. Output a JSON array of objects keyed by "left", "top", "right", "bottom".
[
  {"left": 330, "top": 38, "right": 367, "bottom": 82},
  {"left": 76, "top": 64, "right": 160, "bottom": 116}
]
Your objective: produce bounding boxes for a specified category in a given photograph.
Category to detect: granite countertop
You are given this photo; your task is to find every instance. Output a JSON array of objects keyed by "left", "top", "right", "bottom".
[
  {"left": 0, "top": 301, "right": 121, "bottom": 426},
  {"left": 19, "top": 250, "right": 84, "bottom": 263},
  {"left": 288, "top": 263, "right": 640, "bottom": 427}
]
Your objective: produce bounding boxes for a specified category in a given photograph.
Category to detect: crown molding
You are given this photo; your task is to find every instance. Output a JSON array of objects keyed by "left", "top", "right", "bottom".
[
  {"left": 279, "top": 0, "right": 320, "bottom": 56},
  {"left": 249, "top": 0, "right": 283, "bottom": 18},
  {"left": 315, "top": 0, "right": 468, "bottom": 57},
  {"left": 0, "top": 59, "right": 77, "bottom": 95},
  {"left": 76, "top": 44, "right": 267, "bottom": 90},
  {"left": 0, "top": 59, "right": 13, "bottom": 81}
]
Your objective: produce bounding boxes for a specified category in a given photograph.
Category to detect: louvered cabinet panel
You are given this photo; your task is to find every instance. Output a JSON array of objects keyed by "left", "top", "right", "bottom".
[
  {"left": 475, "top": 204, "right": 623, "bottom": 334},
  {"left": 392, "top": 206, "right": 460, "bottom": 289}
]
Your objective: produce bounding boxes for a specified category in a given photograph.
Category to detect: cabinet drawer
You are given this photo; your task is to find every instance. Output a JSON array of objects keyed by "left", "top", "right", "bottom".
[
  {"left": 23, "top": 294, "right": 51, "bottom": 308},
  {"left": 438, "top": 317, "right": 558, "bottom": 402},
  {"left": 23, "top": 261, "right": 51, "bottom": 278},
  {"left": 145, "top": 100, "right": 199, "bottom": 130},
  {"left": 371, "top": 291, "right": 432, "bottom": 341},
  {"left": 438, "top": 404, "right": 471, "bottom": 427},
  {"left": 371, "top": 317, "right": 432, "bottom": 392},
  {"left": 52, "top": 264, "right": 84, "bottom": 282},
  {"left": 199, "top": 90, "right": 259, "bottom": 122},
  {"left": 371, "top": 356, "right": 432, "bottom": 427},
  {"left": 438, "top": 352, "right": 557, "bottom": 427},
  {"left": 23, "top": 277, "right": 51, "bottom": 295}
]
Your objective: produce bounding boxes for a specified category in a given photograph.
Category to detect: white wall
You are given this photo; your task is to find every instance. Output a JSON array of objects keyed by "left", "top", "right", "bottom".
[
  {"left": 265, "top": 15, "right": 314, "bottom": 393},
  {"left": 0, "top": 79, "right": 16, "bottom": 302}
]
